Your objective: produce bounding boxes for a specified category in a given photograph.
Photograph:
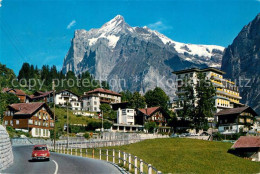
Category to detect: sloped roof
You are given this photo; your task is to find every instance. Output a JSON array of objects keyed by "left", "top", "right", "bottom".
[
  {"left": 232, "top": 136, "right": 260, "bottom": 148},
  {"left": 30, "top": 91, "right": 53, "bottom": 99},
  {"left": 138, "top": 107, "right": 160, "bottom": 116},
  {"left": 215, "top": 106, "right": 258, "bottom": 116},
  {"left": 85, "top": 88, "right": 121, "bottom": 96},
  {"left": 8, "top": 102, "right": 52, "bottom": 116},
  {"left": 2, "top": 88, "right": 26, "bottom": 96}
]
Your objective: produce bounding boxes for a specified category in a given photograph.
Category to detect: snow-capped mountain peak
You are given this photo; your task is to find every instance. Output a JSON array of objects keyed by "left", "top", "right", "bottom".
[
  {"left": 99, "top": 15, "right": 132, "bottom": 35},
  {"left": 62, "top": 15, "right": 225, "bottom": 97}
]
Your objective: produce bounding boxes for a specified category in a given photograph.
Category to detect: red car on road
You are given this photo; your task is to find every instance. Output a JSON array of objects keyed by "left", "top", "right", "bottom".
[{"left": 31, "top": 145, "right": 50, "bottom": 161}]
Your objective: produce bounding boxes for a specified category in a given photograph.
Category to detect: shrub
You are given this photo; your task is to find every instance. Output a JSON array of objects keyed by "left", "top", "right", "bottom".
[
  {"left": 144, "top": 122, "right": 158, "bottom": 133},
  {"left": 84, "top": 132, "right": 90, "bottom": 139}
]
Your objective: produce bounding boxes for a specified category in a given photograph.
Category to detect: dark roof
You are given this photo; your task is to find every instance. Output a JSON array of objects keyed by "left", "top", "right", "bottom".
[
  {"left": 232, "top": 136, "right": 260, "bottom": 148},
  {"left": 2, "top": 88, "right": 26, "bottom": 96},
  {"left": 8, "top": 102, "right": 53, "bottom": 117},
  {"left": 111, "top": 102, "right": 130, "bottom": 110},
  {"left": 138, "top": 107, "right": 160, "bottom": 116},
  {"left": 85, "top": 88, "right": 121, "bottom": 96},
  {"left": 30, "top": 91, "right": 53, "bottom": 99},
  {"left": 215, "top": 106, "right": 258, "bottom": 116},
  {"left": 172, "top": 67, "right": 225, "bottom": 75}
]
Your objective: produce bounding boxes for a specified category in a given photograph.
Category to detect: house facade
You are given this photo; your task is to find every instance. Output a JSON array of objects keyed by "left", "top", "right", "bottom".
[
  {"left": 172, "top": 67, "right": 242, "bottom": 113},
  {"left": 2, "top": 88, "right": 29, "bottom": 103},
  {"left": 29, "top": 91, "right": 53, "bottom": 103},
  {"left": 3, "top": 102, "right": 54, "bottom": 138},
  {"left": 216, "top": 106, "right": 258, "bottom": 134},
  {"left": 71, "top": 100, "right": 82, "bottom": 111},
  {"left": 55, "top": 90, "right": 79, "bottom": 107},
  {"left": 136, "top": 106, "right": 170, "bottom": 133},
  {"left": 82, "top": 94, "right": 101, "bottom": 112},
  {"left": 117, "top": 108, "right": 135, "bottom": 125},
  {"left": 82, "top": 88, "right": 121, "bottom": 112},
  {"left": 231, "top": 136, "right": 260, "bottom": 162}
]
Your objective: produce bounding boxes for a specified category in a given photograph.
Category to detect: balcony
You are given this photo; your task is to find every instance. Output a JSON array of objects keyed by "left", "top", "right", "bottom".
[
  {"left": 211, "top": 75, "right": 223, "bottom": 81},
  {"left": 219, "top": 129, "right": 238, "bottom": 134},
  {"left": 211, "top": 80, "right": 225, "bottom": 88},
  {"left": 61, "top": 94, "right": 70, "bottom": 98},
  {"left": 216, "top": 90, "right": 242, "bottom": 99}
]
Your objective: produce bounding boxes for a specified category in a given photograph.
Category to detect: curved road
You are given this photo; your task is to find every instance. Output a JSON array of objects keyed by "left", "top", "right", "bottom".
[{"left": 3, "top": 146, "right": 121, "bottom": 174}]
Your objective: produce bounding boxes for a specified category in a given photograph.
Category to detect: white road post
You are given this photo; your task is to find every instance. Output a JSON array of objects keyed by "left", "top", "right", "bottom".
[
  {"left": 148, "top": 164, "right": 152, "bottom": 174},
  {"left": 129, "top": 154, "right": 131, "bottom": 171},
  {"left": 113, "top": 149, "right": 115, "bottom": 163},
  {"left": 140, "top": 159, "right": 143, "bottom": 173},
  {"left": 134, "top": 156, "right": 137, "bottom": 174},
  {"left": 106, "top": 149, "right": 109, "bottom": 161},
  {"left": 75, "top": 148, "right": 77, "bottom": 156},
  {"left": 99, "top": 149, "right": 102, "bottom": 160},
  {"left": 80, "top": 148, "right": 82, "bottom": 157},
  {"left": 71, "top": 148, "right": 72, "bottom": 155},
  {"left": 118, "top": 150, "right": 121, "bottom": 163},
  {"left": 123, "top": 152, "right": 126, "bottom": 166}
]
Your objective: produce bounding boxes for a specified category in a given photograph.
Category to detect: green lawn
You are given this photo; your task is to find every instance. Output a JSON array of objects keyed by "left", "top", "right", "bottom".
[
  {"left": 104, "top": 138, "right": 260, "bottom": 174},
  {"left": 53, "top": 107, "right": 98, "bottom": 125}
]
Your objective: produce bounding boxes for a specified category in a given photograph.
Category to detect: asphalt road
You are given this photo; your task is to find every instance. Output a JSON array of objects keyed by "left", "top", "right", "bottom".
[{"left": 2, "top": 145, "right": 121, "bottom": 174}]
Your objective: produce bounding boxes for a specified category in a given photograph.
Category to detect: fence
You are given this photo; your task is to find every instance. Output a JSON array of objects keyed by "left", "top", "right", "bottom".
[
  {"left": 0, "top": 126, "right": 13, "bottom": 171},
  {"left": 50, "top": 145, "right": 162, "bottom": 174},
  {"left": 55, "top": 133, "right": 168, "bottom": 149},
  {"left": 11, "top": 138, "right": 52, "bottom": 146}
]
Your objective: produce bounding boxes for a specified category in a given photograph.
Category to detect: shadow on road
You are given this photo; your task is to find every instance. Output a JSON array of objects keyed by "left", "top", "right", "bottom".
[{"left": 28, "top": 159, "right": 50, "bottom": 162}]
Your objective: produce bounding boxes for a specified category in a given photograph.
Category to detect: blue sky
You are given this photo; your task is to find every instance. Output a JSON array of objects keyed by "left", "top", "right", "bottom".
[{"left": 0, "top": 0, "right": 259, "bottom": 74}]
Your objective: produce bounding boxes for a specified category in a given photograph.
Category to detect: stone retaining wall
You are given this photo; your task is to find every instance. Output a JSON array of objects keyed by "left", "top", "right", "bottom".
[{"left": 0, "top": 125, "right": 13, "bottom": 171}]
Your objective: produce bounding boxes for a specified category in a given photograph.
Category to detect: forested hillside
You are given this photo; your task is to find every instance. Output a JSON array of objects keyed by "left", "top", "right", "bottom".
[{"left": 16, "top": 63, "right": 109, "bottom": 95}]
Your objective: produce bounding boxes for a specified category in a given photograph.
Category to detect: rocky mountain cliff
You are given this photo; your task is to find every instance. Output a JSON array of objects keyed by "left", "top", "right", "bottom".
[
  {"left": 222, "top": 14, "right": 260, "bottom": 114},
  {"left": 62, "top": 15, "right": 224, "bottom": 97}
]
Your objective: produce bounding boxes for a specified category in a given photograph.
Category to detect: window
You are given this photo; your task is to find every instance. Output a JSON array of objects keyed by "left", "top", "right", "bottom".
[
  {"left": 94, "top": 107, "right": 97, "bottom": 111},
  {"left": 94, "top": 101, "right": 97, "bottom": 105},
  {"left": 16, "top": 120, "right": 19, "bottom": 125},
  {"left": 5, "top": 120, "right": 8, "bottom": 125},
  {"left": 35, "top": 128, "right": 38, "bottom": 135},
  {"left": 10, "top": 120, "right": 13, "bottom": 125}
]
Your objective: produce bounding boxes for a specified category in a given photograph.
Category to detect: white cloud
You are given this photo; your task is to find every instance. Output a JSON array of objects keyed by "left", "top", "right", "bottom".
[
  {"left": 66, "top": 20, "right": 76, "bottom": 29},
  {"left": 257, "top": 0, "right": 260, "bottom": 2},
  {"left": 147, "top": 21, "right": 172, "bottom": 32},
  {"left": 0, "top": 0, "right": 2, "bottom": 7}
]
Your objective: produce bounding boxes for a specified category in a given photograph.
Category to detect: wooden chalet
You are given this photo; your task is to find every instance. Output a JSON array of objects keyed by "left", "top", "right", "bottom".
[
  {"left": 2, "top": 88, "right": 29, "bottom": 103},
  {"left": 231, "top": 136, "right": 260, "bottom": 161},
  {"left": 216, "top": 106, "right": 258, "bottom": 134},
  {"left": 136, "top": 106, "right": 170, "bottom": 132},
  {"left": 3, "top": 102, "right": 54, "bottom": 138}
]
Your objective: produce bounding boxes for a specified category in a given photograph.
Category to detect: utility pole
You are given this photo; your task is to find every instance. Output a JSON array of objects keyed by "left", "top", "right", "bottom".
[
  {"left": 52, "top": 80, "right": 56, "bottom": 151},
  {"left": 67, "top": 100, "right": 69, "bottom": 148},
  {"left": 101, "top": 110, "right": 104, "bottom": 139}
]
